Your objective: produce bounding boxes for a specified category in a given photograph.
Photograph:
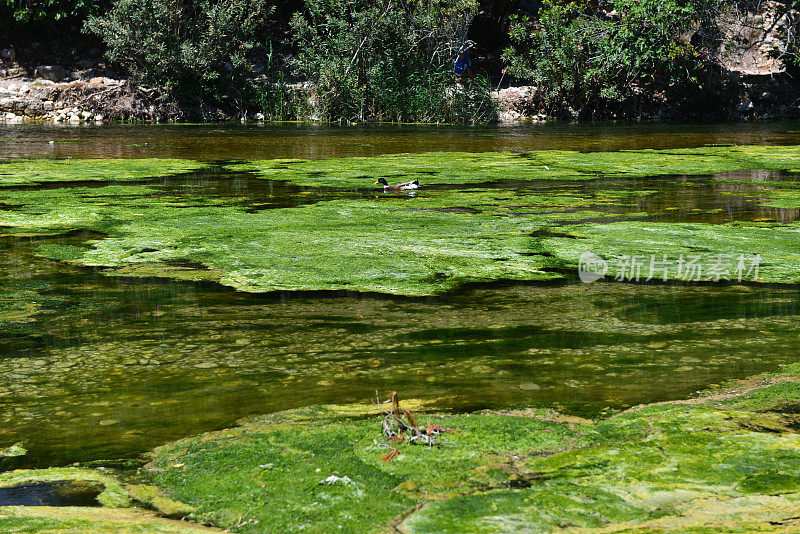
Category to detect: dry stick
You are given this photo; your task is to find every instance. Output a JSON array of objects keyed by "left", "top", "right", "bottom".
[{"left": 379, "top": 449, "right": 400, "bottom": 462}]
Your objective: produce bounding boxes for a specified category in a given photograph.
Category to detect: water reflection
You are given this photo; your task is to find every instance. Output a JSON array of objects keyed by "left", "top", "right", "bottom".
[{"left": 1, "top": 121, "right": 800, "bottom": 160}]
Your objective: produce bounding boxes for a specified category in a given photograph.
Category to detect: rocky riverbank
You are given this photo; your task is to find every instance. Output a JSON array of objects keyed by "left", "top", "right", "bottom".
[
  {"left": 1, "top": 39, "right": 799, "bottom": 124},
  {"left": 3, "top": 71, "right": 798, "bottom": 124},
  {"left": 492, "top": 75, "right": 800, "bottom": 123},
  {"left": 0, "top": 45, "right": 182, "bottom": 123}
]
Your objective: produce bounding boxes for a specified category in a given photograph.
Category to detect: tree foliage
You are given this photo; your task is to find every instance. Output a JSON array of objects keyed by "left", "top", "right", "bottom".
[
  {"left": 1, "top": 0, "right": 105, "bottom": 22},
  {"left": 502, "top": 0, "right": 719, "bottom": 115},
  {"left": 289, "top": 0, "right": 494, "bottom": 122},
  {"left": 85, "top": 0, "right": 274, "bottom": 110}
]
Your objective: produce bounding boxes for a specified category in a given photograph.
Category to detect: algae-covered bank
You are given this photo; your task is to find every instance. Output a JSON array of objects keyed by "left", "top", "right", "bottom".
[{"left": 4, "top": 365, "right": 800, "bottom": 533}]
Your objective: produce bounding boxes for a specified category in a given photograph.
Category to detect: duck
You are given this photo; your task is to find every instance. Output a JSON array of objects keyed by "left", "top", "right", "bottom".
[{"left": 374, "top": 177, "right": 420, "bottom": 190}]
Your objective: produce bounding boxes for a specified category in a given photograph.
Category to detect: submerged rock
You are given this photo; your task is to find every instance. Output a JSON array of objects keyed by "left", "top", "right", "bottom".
[{"left": 0, "top": 443, "right": 25, "bottom": 458}]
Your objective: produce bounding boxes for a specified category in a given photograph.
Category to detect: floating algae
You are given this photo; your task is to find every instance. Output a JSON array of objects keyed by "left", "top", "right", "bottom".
[
  {"left": 0, "top": 159, "right": 209, "bottom": 186},
  {"left": 1, "top": 147, "right": 800, "bottom": 293},
  {"left": 232, "top": 145, "right": 800, "bottom": 188}
]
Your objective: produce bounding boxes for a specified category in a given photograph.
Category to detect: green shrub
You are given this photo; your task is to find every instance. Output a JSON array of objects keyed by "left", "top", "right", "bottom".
[
  {"left": 0, "top": 0, "right": 108, "bottom": 41},
  {"left": 85, "top": 0, "right": 274, "bottom": 112},
  {"left": 289, "top": 0, "right": 494, "bottom": 122},
  {"left": 502, "top": 0, "right": 714, "bottom": 116},
  {"left": 1, "top": 0, "right": 104, "bottom": 23}
]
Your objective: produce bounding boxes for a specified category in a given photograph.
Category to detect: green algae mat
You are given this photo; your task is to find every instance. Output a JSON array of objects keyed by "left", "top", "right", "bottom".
[
  {"left": 7, "top": 365, "right": 800, "bottom": 533},
  {"left": 0, "top": 507, "right": 220, "bottom": 534},
  {"left": 140, "top": 367, "right": 800, "bottom": 533},
  {"left": 1, "top": 146, "right": 800, "bottom": 295}
]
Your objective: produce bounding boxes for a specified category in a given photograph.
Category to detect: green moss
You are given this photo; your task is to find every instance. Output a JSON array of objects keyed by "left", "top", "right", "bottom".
[
  {"left": 2, "top": 147, "right": 800, "bottom": 295},
  {"left": 777, "top": 363, "right": 800, "bottom": 376},
  {"left": 757, "top": 189, "right": 800, "bottom": 209},
  {"left": 233, "top": 146, "right": 800, "bottom": 189},
  {"left": 126, "top": 485, "right": 195, "bottom": 517},
  {"left": 143, "top": 369, "right": 800, "bottom": 533},
  {"left": 403, "top": 485, "right": 649, "bottom": 533},
  {"left": 0, "top": 468, "right": 131, "bottom": 508},
  {"left": 0, "top": 507, "right": 218, "bottom": 533},
  {"left": 144, "top": 407, "right": 582, "bottom": 533},
  {"left": 721, "top": 382, "right": 800, "bottom": 413},
  {"left": 0, "top": 184, "right": 560, "bottom": 295},
  {"left": 0, "top": 443, "right": 25, "bottom": 458},
  {"left": 0, "top": 289, "right": 42, "bottom": 325},
  {"left": 232, "top": 152, "right": 581, "bottom": 188},
  {"left": 542, "top": 221, "right": 800, "bottom": 283},
  {"left": 0, "top": 159, "right": 208, "bottom": 186}
]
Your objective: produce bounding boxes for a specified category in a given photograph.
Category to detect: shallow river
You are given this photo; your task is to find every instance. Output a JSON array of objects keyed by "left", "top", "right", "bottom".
[{"left": 1, "top": 121, "right": 799, "bottom": 468}]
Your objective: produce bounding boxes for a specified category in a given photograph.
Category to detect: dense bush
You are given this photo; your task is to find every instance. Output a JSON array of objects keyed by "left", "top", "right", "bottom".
[
  {"left": 1, "top": 0, "right": 104, "bottom": 23},
  {"left": 289, "top": 0, "right": 494, "bottom": 122},
  {"left": 502, "top": 0, "right": 719, "bottom": 116},
  {"left": 85, "top": 0, "right": 274, "bottom": 112},
  {"left": 0, "top": 0, "right": 108, "bottom": 40}
]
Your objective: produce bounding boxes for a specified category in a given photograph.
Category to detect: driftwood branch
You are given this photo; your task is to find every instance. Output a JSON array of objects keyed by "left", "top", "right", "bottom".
[{"left": 375, "top": 391, "right": 455, "bottom": 461}]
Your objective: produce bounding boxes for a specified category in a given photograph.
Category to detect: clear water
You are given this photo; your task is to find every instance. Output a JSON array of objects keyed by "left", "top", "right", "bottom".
[
  {"left": 2, "top": 121, "right": 800, "bottom": 160},
  {"left": 0, "top": 481, "right": 101, "bottom": 507},
  {"left": 1, "top": 121, "right": 799, "bottom": 468}
]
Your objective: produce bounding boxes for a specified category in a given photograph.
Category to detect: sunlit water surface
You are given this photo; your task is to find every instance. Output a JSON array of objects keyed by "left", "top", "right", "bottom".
[
  {"left": 2, "top": 121, "right": 800, "bottom": 159},
  {"left": 1, "top": 121, "right": 799, "bottom": 468}
]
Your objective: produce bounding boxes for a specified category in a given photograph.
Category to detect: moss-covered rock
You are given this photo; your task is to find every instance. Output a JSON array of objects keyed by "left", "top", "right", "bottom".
[
  {"left": 142, "top": 366, "right": 800, "bottom": 533},
  {"left": 0, "top": 468, "right": 207, "bottom": 533},
  {"left": 0, "top": 506, "right": 220, "bottom": 533},
  {"left": 126, "top": 485, "right": 196, "bottom": 517},
  {"left": 0, "top": 468, "right": 131, "bottom": 508},
  {"left": 0, "top": 443, "right": 25, "bottom": 458}
]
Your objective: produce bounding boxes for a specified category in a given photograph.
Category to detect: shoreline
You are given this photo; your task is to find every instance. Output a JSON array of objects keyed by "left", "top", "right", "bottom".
[{"left": 2, "top": 74, "right": 799, "bottom": 125}]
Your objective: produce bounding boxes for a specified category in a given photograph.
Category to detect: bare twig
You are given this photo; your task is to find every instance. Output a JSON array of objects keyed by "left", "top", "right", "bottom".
[{"left": 375, "top": 391, "right": 455, "bottom": 460}]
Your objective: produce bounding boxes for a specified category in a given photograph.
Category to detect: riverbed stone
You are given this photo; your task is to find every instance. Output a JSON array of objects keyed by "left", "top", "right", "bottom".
[{"left": 74, "top": 58, "right": 95, "bottom": 70}]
